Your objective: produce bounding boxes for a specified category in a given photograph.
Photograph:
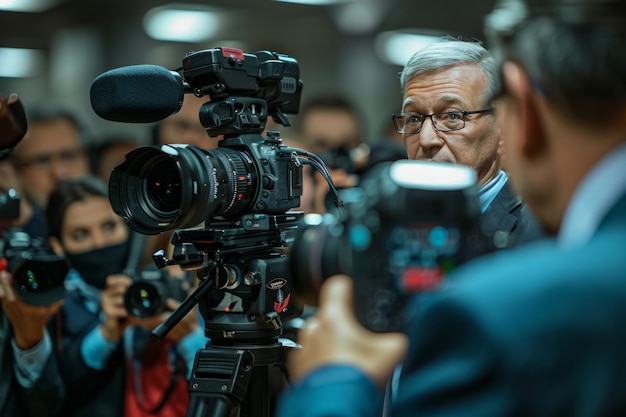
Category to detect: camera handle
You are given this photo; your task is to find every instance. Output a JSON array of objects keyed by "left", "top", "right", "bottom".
[
  {"left": 185, "top": 341, "right": 290, "bottom": 417},
  {"left": 151, "top": 276, "right": 216, "bottom": 342}
]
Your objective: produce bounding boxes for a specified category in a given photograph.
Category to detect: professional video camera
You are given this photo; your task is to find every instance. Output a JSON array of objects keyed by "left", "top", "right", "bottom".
[
  {"left": 0, "top": 93, "right": 69, "bottom": 306},
  {"left": 289, "top": 159, "right": 483, "bottom": 333},
  {"left": 91, "top": 47, "right": 339, "bottom": 417}
]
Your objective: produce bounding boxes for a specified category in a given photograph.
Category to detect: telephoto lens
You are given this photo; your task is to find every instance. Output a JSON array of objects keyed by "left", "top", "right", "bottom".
[{"left": 109, "top": 143, "right": 257, "bottom": 235}]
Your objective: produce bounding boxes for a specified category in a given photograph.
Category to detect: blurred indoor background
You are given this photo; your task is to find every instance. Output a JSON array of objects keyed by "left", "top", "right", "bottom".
[{"left": 0, "top": 0, "right": 497, "bottom": 145}]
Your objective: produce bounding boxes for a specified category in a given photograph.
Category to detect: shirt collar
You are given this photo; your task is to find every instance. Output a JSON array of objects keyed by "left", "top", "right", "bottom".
[
  {"left": 559, "top": 142, "right": 626, "bottom": 248},
  {"left": 479, "top": 169, "right": 508, "bottom": 213}
]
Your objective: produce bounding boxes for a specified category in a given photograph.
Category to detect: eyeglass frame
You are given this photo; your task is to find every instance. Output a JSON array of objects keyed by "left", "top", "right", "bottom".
[
  {"left": 11, "top": 147, "right": 86, "bottom": 171},
  {"left": 392, "top": 108, "right": 495, "bottom": 134}
]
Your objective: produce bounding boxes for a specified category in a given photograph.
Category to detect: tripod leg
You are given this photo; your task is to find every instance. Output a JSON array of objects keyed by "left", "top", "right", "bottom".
[
  {"left": 185, "top": 348, "right": 253, "bottom": 417},
  {"left": 185, "top": 343, "right": 289, "bottom": 417}
]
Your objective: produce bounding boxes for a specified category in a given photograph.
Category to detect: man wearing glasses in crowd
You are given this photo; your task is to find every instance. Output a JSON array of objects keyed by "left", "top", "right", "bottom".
[
  {"left": 392, "top": 37, "right": 543, "bottom": 255},
  {"left": 0, "top": 107, "right": 90, "bottom": 238}
]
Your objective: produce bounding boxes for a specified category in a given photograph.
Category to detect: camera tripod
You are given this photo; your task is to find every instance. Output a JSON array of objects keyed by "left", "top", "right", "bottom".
[
  {"left": 154, "top": 277, "right": 298, "bottom": 417},
  {"left": 151, "top": 216, "right": 304, "bottom": 417},
  {"left": 185, "top": 335, "right": 294, "bottom": 417}
]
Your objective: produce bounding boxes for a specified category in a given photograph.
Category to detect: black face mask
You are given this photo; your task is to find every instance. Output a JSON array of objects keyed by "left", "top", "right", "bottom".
[{"left": 65, "top": 240, "right": 130, "bottom": 289}]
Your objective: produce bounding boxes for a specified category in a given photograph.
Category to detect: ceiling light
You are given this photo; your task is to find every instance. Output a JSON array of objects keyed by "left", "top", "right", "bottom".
[
  {"left": 273, "top": 0, "right": 353, "bottom": 5},
  {"left": 375, "top": 31, "right": 443, "bottom": 67},
  {"left": 143, "top": 4, "right": 221, "bottom": 43},
  {"left": 0, "top": 47, "right": 44, "bottom": 77},
  {"left": 330, "top": 0, "right": 387, "bottom": 35},
  {"left": 0, "top": 0, "right": 65, "bottom": 12}
]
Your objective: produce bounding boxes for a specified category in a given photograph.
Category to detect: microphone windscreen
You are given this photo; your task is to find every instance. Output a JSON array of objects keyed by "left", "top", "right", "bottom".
[{"left": 90, "top": 64, "right": 184, "bottom": 123}]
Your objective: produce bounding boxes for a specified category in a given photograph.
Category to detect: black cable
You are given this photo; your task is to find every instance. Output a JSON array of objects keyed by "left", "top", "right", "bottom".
[{"left": 281, "top": 146, "right": 345, "bottom": 212}]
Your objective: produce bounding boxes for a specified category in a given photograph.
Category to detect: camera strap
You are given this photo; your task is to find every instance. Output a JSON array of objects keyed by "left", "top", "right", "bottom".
[{"left": 126, "top": 327, "right": 185, "bottom": 415}]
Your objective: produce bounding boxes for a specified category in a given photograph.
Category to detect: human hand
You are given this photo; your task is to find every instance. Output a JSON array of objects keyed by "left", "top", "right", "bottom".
[
  {"left": 0, "top": 269, "right": 63, "bottom": 349},
  {"left": 287, "top": 274, "right": 409, "bottom": 388},
  {"left": 0, "top": 93, "right": 27, "bottom": 149},
  {"left": 100, "top": 274, "right": 132, "bottom": 341},
  {"left": 127, "top": 297, "right": 200, "bottom": 341}
]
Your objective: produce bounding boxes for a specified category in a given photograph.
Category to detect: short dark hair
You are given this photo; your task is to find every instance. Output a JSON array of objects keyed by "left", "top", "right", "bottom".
[
  {"left": 297, "top": 94, "right": 362, "bottom": 133},
  {"left": 25, "top": 106, "right": 84, "bottom": 133},
  {"left": 485, "top": 0, "right": 626, "bottom": 119},
  {"left": 45, "top": 176, "right": 109, "bottom": 241},
  {"left": 88, "top": 136, "right": 138, "bottom": 174}
]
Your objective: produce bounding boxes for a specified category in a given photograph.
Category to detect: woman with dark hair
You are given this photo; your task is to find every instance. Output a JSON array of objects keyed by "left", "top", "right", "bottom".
[{"left": 46, "top": 176, "right": 205, "bottom": 417}]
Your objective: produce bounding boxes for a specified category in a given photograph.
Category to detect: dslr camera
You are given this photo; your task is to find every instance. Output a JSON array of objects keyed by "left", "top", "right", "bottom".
[
  {"left": 289, "top": 160, "right": 482, "bottom": 333},
  {"left": 124, "top": 265, "right": 191, "bottom": 319},
  {"left": 0, "top": 94, "right": 69, "bottom": 305},
  {"left": 0, "top": 227, "right": 69, "bottom": 305}
]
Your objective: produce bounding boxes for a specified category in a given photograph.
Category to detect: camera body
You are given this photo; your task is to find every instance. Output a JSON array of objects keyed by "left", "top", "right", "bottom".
[
  {"left": 109, "top": 133, "right": 303, "bottom": 236},
  {"left": 290, "top": 160, "right": 482, "bottom": 333},
  {"left": 0, "top": 227, "right": 69, "bottom": 305},
  {"left": 124, "top": 265, "right": 191, "bottom": 319}
]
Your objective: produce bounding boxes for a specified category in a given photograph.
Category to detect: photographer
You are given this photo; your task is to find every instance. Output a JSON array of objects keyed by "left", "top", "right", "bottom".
[
  {"left": 277, "top": 0, "right": 626, "bottom": 416},
  {"left": 0, "top": 270, "right": 66, "bottom": 417},
  {"left": 1, "top": 93, "right": 66, "bottom": 417},
  {"left": 45, "top": 176, "right": 206, "bottom": 417}
]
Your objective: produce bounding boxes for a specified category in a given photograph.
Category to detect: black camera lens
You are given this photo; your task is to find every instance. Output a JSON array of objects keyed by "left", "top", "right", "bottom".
[
  {"left": 125, "top": 281, "right": 163, "bottom": 319},
  {"left": 143, "top": 158, "right": 182, "bottom": 216},
  {"left": 109, "top": 144, "right": 257, "bottom": 235},
  {"left": 288, "top": 214, "right": 348, "bottom": 306}
]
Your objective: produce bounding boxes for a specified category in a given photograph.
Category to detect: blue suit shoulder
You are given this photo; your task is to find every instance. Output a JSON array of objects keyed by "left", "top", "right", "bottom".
[{"left": 399, "top": 206, "right": 626, "bottom": 416}]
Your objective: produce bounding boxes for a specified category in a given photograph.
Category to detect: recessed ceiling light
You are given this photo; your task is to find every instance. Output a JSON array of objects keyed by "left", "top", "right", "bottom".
[
  {"left": 0, "top": 0, "right": 65, "bottom": 13},
  {"left": 143, "top": 4, "right": 222, "bottom": 43},
  {"left": 375, "top": 31, "right": 443, "bottom": 66},
  {"left": 330, "top": 0, "right": 387, "bottom": 35},
  {"left": 0, "top": 47, "right": 44, "bottom": 77},
  {"left": 273, "top": 0, "right": 353, "bottom": 5}
]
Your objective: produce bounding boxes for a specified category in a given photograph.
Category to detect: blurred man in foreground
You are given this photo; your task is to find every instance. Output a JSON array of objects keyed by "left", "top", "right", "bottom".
[{"left": 277, "top": 0, "right": 626, "bottom": 415}]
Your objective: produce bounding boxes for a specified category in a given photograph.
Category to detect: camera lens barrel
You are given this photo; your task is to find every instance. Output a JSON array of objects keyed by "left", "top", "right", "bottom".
[
  {"left": 289, "top": 160, "right": 481, "bottom": 332},
  {"left": 124, "top": 281, "right": 165, "bottom": 319},
  {"left": 109, "top": 144, "right": 257, "bottom": 235}
]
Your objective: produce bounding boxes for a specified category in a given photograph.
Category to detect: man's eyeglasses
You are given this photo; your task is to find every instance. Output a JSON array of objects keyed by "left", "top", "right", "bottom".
[
  {"left": 392, "top": 108, "right": 494, "bottom": 134},
  {"left": 13, "top": 148, "right": 85, "bottom": 171}
]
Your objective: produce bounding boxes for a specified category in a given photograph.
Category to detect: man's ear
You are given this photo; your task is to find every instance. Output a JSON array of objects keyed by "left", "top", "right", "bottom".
[
  {"left": 501, "top": 62, "right": 546, "bottom": 158},
  {"left": 48, "top": 237, "right": 65, "bottom": 257}
]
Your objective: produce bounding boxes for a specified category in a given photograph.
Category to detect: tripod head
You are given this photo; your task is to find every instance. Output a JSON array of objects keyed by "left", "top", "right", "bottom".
[{"left": 151, "top": 212, "right": 304, "bottom": 344}]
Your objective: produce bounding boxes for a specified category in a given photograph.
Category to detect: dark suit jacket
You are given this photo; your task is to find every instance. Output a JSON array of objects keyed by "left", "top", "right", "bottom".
[
  {"left": 477, "top": 179, "right": 545, "bottom": 255},
  {"left": 0, "top": 313, "right": 65, "bottom": 417},
  {"left": 394, "top": 192, "right": 626, "bottom": 416},
  {"left": 50, "top": 287, "right": 126, "bottom": 417}
]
